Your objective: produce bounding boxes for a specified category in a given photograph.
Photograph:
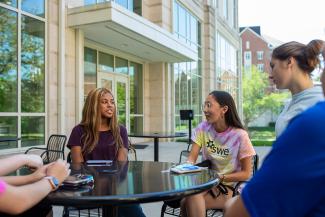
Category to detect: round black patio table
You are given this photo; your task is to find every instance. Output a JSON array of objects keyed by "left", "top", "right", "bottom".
[{"left": 46, "top": 161, "right": 219, "bottom": 217}]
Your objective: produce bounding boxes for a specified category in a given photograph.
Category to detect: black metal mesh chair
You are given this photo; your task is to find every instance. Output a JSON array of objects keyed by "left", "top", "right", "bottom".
[
  {"left": 161, "top": 155, "right": 259, "bottom": 217},
  {"left": 25, "top": 134, "right": 67, "bottom": 164}
]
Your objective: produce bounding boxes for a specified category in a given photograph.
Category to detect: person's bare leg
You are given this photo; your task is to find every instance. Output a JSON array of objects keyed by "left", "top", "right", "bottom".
[
  {"left": 205, "top": 187, "right": 233, "bottom": 210},
  {"left": 182, "top": 192, "right": 208, "bottom": 217}
]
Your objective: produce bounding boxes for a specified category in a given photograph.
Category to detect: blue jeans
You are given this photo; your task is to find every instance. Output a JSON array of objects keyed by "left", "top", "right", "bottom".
[{"left": 118, "top": 204, "right": 146, "bottom": 217}]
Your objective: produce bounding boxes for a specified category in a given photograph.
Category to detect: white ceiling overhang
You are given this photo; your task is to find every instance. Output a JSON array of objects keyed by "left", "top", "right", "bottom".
[{"left": 67, "top": 2, "right": 198, "bottom": 62}]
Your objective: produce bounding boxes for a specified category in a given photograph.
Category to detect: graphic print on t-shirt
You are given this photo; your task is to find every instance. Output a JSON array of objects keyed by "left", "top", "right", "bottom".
[{"left": 206, "top": 139, "right": 230, "bottom": 156}]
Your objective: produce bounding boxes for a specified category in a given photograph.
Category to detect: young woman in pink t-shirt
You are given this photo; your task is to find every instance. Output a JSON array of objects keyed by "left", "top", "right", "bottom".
[{"left": 181, "top": 90, "right": 255, "bottom": 217}]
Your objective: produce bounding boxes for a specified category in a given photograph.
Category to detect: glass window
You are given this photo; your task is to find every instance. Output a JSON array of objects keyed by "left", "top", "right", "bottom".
[
  {"left": 21, "top": 0, "right": 45, "bottom": 17},
  {"left": 84, "top": 0, "right": 97, "bottom": 6},
  {"left": 21, "top": 15, "right": 45, "bottom": 113},
  {"left": 173, "top": 1, "right": 202, "bottom": 131},
  {"left": 129, "top": 61, "right": 143, "bottom": 134},
  {"left": 130, "top": 116, "right": 143, "bottom": 134},
  {"left": 129, "top": 62, "right": 143, "bottom": 115},
  {"left": 115, "top": 57, "right": 128, "bottom": 74},
  {"left": 116, "top": 0, "right": 128, "bottom": 8},
  {"left": 173, "top": 2, "right": 178, "bottom": 34},
  {"left": 0, "top": 0, "right": 17, "bottom": 7},
  {"left": 21, "top": 116, "right": 45, "bottom": 147},
  {"left": 99, "top": 52, "right": 114, "bottom": 72},
  {"left": 84, "top": 47, "right": 97, "bottom": 97},
  {"left": 257, "top": 51, "right": 264, "bottom": 60},
  {"left": 190, "top": 16, "right": 197, "bottom": 45},
  {"left": 216, "top": 32, "right": 239, "bottom": 105},
  {"left": 245, "top": 51, "right": 251, "bottom": 61},
  {"left": 178, "top": 5, "right": 186, "bottom": 38},
  {"left": 223, "top": 0, "right": 228, "bottom": 19},
  {"left": 257, "top": 64, "right": 264, "bottom": 72},
  {"left": 132, "top": 0, "right": 142, "bottom": 15},
  {"left": 0, "top": 7, "right": 17, "bottom": 112},
  {"left": 0, "top": 116, "right": 18, "bottom": 150},
  {"left": 246, "top": 41, "right": 250, "bottom": 49},
  {"left": 191, "top": 74, "right": 201, "bottom": 115},
  {"left": 0, "top": 1, "right": 46, "bottom": 151}
]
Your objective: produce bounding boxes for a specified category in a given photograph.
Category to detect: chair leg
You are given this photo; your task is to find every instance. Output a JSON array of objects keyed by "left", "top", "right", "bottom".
[
  {"left": 62, "top": 207, "right": 69, "bottom": 217},
  {"left": 161, "top": 203, "right": 167, "bottom": 217}
]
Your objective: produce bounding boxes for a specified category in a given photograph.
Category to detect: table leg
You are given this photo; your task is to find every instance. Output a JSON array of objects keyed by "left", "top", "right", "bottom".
[
  {"left": 102, "top": 206, "right": 118, "bottom": 217},
  {"left": 154, "top": 138, "right": 159, "bottom": 162}
]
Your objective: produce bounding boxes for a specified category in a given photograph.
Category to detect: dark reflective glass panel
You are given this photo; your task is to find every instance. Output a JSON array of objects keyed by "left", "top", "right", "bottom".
[
  {"left": 21, "top": 116, "right": 45, "bottom": 147},
  {"left": 84, "top": 47, "right": 97, "bottom": 98},
  {"left": 0, "top": 7, "right": 17, "bottom": 112},
  {"left": 0, "top": 116, "right": 18, "bottom": 149},
  {"left": 21, "top": 15, "right": 45, "bottom": 112}
]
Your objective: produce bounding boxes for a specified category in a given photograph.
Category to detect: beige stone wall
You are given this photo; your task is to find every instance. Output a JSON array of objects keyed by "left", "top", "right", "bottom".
[
  {"left": 202, "top": 4, "right": 216, "bottom": 97},
  {"left": 65, "top": 27, "right": 77, "bottom": 136},
  {"left": 142, "top": 0, "right": 173, "bottom": 32},
  {"left": 47, "top": 0, "right": 78, "bottom": 138},
  {"left": 47, "top": 0, "right": 59, "bottom": 135}
]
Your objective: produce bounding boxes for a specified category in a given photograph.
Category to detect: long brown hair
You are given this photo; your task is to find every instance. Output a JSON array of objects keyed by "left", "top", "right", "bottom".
[
  {"left": 272, "top": 40, "right": 325, "bottom": 74},
  {"left": 209, "top": 91, "right": 244, "bottom": 130},
  {"left": 80, "top": 88, "right": 123, "bottom": 157}
]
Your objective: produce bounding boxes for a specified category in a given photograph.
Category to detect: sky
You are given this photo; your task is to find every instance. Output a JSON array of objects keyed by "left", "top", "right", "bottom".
[{"left": 238, "top": 0, "right": 325, "bottom": 44}]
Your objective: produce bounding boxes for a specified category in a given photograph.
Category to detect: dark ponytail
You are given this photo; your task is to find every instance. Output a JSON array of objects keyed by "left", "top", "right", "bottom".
[
  {"left": 209, "top": 91, "right": 244, "bottom": 130},
  {"left": 272, "top": 40, "right": 325, "bottom": 74}
]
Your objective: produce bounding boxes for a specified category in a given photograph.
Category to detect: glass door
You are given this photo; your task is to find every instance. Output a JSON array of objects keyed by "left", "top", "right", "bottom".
[{"left": 97, "top": 72, "right": 129, "bottom": 128}]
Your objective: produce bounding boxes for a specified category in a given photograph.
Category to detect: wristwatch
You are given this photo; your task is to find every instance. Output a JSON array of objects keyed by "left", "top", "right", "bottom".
[{"left": 44, "top": 176, "right": 59, "bottom": 191}]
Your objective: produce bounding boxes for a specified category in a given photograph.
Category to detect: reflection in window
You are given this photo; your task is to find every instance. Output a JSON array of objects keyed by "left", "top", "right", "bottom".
[
  {"left": 84, "top": 47, "right": 97, "bottom": 98},
  {"left": 216, "top": 32, "right": 239, "bottom": 105},
  {"left": 21, "top": 15, "right": 45, "bottom": 113},
  {"left": 0, "top": 7, "right": 17, "bottom": 112},
  {"left": 0, "top": 0, "right": 17, "bottom": 7},
  {"left": 129, "top": 62, "right": 143, "bottom": 134},
  {"left": 22, "top": 0, "right": 45, "bottom": 17},
  {"left": 173, "top": 0, "right": 202, "bottom": 131},
  {"left": 117, "top": 81, "right": 126, "bottom": 126},
  {"left": 99, "top": 52, "right": 114, "bottom": 72},
  {"left": 21, "top": 116, "right": 45, "bottom": 147},
  {"left": 115, "top": 57, "right": 128, "bottom": 74},
  {"left": 0, "top": 117, "right": 18, "bottom": 150},
  {"left": 0, "top": 1, "right": 46, "bottom": 151},
  {"left": 116, "top": 0, "right": 127, "bottom": 8}
]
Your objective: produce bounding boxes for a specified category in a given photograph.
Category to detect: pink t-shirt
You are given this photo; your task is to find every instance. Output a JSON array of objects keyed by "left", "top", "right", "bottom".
[
  {"left": 192, "top": 121, "right": 255, "bottom": 176},
  {"left": 0, "top": 180, "right": 6, "bottom": 196}
]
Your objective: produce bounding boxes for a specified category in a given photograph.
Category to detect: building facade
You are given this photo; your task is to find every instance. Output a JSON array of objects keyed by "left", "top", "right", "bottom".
[
  {"left": 240, "top": 26, "right": 283, "bottom": 76},
  {"left": 0, "top": 0, "right": 241, "bottom": 153}
]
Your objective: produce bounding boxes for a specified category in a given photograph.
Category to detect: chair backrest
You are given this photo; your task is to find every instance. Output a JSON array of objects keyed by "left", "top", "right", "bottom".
[
  {"left": 43, "top": 134, "right": 67, "bottom": 163},
  {"left": 252, "top": 154, "right": 259, "bottom": 175}
]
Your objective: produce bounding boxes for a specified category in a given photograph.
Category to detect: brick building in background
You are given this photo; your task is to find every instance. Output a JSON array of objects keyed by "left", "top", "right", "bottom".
[
  {"left": 240, "top": 26, "right": 283, "bottom": 90},
  {"left": 239, "top": 26, "right": 284, "bottom": 127}
]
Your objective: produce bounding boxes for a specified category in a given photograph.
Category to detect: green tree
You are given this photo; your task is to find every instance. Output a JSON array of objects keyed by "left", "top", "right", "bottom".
[{"left": 243, "top": 66, "right": 289, "bottom": 128}]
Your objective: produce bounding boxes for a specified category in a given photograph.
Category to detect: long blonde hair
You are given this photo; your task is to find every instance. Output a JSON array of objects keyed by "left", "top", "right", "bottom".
[{"left": 80, "top": 88, "right": 124, "bottom": 158}]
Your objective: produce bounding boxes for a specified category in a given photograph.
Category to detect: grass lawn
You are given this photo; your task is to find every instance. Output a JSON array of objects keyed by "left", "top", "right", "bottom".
[{"left": 248, "top": 126, "right": 275, "bottom": 146}]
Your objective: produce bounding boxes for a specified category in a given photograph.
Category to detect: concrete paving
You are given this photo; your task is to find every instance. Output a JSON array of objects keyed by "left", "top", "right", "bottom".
[{"left": 52, "top": 142, "right": 271, "bottom": 217}]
